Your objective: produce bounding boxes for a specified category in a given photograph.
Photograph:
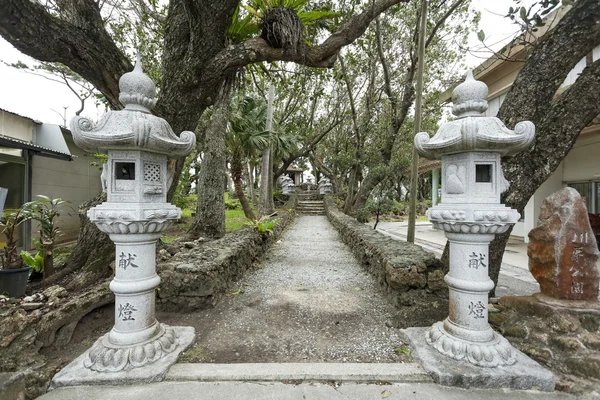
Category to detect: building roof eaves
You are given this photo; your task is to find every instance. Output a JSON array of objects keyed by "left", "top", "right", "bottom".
[{"left": 0, "top": 134, "right": 72, "bottom": 161}]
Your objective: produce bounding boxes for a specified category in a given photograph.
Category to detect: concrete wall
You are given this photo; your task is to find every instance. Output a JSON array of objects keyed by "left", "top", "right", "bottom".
[
  {"left": 563, "top": 129, "right": 600, "bottom": 182},
  {"left": 0, "top": 110, "right": 33, "bottom": 142},
  {"left": 31, "top": 133, "right": 102, "bottom": 243}
]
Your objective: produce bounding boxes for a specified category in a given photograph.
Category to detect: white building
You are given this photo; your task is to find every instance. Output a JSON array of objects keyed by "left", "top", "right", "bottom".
[
  {"left": 436, "top": 6, "right": 600, "bottom": 243},
  {"left": 0, "top": 108, "right": 102, "bottom": 248}
]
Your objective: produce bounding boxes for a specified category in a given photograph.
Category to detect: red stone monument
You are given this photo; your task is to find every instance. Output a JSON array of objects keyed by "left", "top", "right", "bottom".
[{"left": 528, "top": 187, "right": 600, "bottom": 301}]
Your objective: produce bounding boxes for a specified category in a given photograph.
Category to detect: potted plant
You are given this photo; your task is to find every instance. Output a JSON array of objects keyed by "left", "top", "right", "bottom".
[
  {"left": 0, "top": 206, "right": 33, "bottom": 297},
  {"left": 25, "top": 196, "right": 70, "bottom": 279}
]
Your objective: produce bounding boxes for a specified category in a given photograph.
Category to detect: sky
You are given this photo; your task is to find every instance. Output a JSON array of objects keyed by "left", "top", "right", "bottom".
[{"left": 0, "top": 0, "right": 524, "bottom": 126}]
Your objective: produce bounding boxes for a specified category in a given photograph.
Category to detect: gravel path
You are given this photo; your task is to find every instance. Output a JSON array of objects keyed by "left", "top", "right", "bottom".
[{"left": 168, "top": 215, "right": 409, "bottom": 364}]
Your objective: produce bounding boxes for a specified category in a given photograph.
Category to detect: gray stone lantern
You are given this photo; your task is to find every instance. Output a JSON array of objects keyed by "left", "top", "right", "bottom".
[
  {"left": 66, "top": 55, "right": 196, "bottom": 375},
  {"left": 414, "top": 71, "right": 535, "bottom": 367},
  {"left": 318, "top": 178, "right": 333, "bottom": 195}
]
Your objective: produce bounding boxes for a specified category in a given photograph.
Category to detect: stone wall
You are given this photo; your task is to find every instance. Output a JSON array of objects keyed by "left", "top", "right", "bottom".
[
  {"left": 323, "top": 196, "right": 447, "bottom": 323},
  {"left": 157, "top": 195, "right": 298, "bottom": 311},
  {"left": 491, "top": 294, "right": 600, "bottom": 395}
]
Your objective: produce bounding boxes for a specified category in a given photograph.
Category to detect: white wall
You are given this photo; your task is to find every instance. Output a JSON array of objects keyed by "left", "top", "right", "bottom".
[
  {"left": 0, "top": 110, "right": 33, "bottom": 142},
  {"left": 563, "top": 132, "right": 600, "bottom": 182},
  {"left": 31, "top": 133, "right": 102, "bottom": 243}
]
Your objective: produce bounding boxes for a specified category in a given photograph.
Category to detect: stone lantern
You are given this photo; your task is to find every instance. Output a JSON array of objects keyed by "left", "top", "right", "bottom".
[
  {"left": 318, "top": 178, "right": 333, "bottom": 195},
  {"left": 68, "top": 55, "right": 196, "bottom": 374},
  {"left": 414, "top": 71, "right": 535, "bottom": 367}
]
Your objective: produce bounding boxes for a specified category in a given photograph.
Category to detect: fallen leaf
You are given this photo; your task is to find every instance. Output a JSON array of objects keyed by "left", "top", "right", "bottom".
[{"left": 381, "top": 390, "right": 392, "bottom": 398}]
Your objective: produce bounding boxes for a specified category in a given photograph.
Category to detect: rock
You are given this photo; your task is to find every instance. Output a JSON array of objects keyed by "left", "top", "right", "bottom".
[
  {"left": 528, "top": 187, "right": 600, "bottom": 300},
  {"left": 550, "top": 314, "right": 578, "bottom": 334},
  {"left": 580, "top": 314, "right": 600, "bottom": 332},
  {"left": 21, "top": 303, "right": 44, "bottom": 311},
  {"left": 426, "top": 269, "right": 446, "bottom": 291},
  {"left": 520, "top": 344, "right": 553, "bottom": 363},
  {"left": 42, "top": 285, "right": 67, "bottom": 300},
  {"left": 0, "top": 372, "right": 26, "bottom": 400},
  {"left": 565, "top": 357, "right": 600, "bottom": 380},
  {"left": 503, "top": 324, "right": 528, "bottom": 338},
  {"left": 581, "top": 333, "right": 600, "bottom": 351},
  {"left": 550, "top": 336, "right": 581, "bottom": 352}
]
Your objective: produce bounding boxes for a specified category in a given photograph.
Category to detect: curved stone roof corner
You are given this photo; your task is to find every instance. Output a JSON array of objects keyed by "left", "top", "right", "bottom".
[
  {"left": 70, "top": 54, "right": 196, "bottom": 157},
  {"left": 415, "top": 71, "right": 535, "bottom": 160}
]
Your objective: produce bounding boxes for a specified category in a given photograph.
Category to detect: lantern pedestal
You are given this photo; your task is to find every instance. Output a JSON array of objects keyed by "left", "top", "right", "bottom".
[
  {"left": 52, "top": 327, "right": 195, "bottom": 388},
  {"left": 402, "top": 326, "right": 555, "bottom": 391}
]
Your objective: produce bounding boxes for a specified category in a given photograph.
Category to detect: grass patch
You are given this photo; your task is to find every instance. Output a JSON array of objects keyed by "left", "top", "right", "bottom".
[
  {"left": 161, "top": 235, "right": 178, "bottom": 244},
  {"left": 178, "top": 344, "right": 210, "bottom": 363},
  {"left": 226, "top": 208, "right": 250, "bottom": 232}
]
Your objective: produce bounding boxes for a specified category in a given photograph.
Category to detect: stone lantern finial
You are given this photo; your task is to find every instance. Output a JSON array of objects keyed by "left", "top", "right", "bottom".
[
  {"left": 118, "top": 53, "right": 157, "bottom": 113},
  {"left": 451, "top": 70, "right": 489, "bottom": 118}
]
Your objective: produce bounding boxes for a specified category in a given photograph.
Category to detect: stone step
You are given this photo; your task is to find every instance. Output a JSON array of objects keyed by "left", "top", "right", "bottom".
[
  {"left": 296, "top": 208, "right": 325, "bottom": 213},
  {"left": 165, "top": 363, "right": 431, "bottom": 383}
]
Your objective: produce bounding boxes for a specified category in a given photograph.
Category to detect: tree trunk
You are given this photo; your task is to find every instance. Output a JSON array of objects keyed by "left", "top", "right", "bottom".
[
  {"left": 188, "top": 82, "right": 232, "bottom": 239},
  {"left": 43, "top": 192, "right": 113, "bottom": 288},
  {"left": 42, "top": 240, "right": 54, "bottom": 279},
  {"left": 231, "top": 150, "right": 256, "bottom": 221},
  {"left": 258, "top": 147, "right": 273, "bottom": 216},
  {"left": 247, "top": 162, "right": 256, "bottom": 206}
]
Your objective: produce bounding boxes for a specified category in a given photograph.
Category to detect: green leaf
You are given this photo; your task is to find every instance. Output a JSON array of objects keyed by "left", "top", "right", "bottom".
[
  {"left": 477, "top": 30, "right": 485, "bottom": 42},
  {"left": 519, "top": 6, "right": 527, "bottom": 21}
]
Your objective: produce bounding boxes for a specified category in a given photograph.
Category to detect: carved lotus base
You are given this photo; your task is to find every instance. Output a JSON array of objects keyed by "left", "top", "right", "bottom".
[
  {"left": 426, "top": 321, "right": 517, "bottom": 367},
  {"left": 84, "top": 323, "right": 178, "bottom": 372}
]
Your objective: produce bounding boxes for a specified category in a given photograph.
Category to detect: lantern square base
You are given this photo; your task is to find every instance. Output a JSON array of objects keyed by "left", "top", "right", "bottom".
[
  {"left": 401, "top": 326, "right": 555, "bottom": 391},
  {"left": 51, "top": 326, "right": 195, "bottom": 388}
]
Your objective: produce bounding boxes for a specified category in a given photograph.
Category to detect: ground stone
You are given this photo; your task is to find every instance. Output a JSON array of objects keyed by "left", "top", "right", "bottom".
[{"left": 528, "top": 187, "right": 600, "bottom": 300}]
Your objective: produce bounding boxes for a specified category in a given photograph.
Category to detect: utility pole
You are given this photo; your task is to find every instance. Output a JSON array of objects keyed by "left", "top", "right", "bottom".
[{"left": 407, "top": 0, "right": 428, "bottom": 243}]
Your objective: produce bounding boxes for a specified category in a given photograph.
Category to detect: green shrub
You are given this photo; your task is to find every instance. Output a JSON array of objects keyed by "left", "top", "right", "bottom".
[
  {"left": 225, "top": 198, "right": 241, "bottom": 210},
  {"left": 21, "top": 238, "right": 44, "bottom": 274},
  {"left": 173, "top": 193, "right": 197, "bottom": 211},
  {"left": 246, "top": 217, "right": 279, "bottom": 235}
]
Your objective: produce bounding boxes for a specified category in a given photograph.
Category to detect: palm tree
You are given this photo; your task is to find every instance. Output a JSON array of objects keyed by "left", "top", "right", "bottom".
[{"left": 228, "top": 96, "right": 271, "bottom": 220}]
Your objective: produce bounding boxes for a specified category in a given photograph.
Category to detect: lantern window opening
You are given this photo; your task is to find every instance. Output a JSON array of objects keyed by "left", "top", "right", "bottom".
[
  {"left": 475, "top": 164, "right": 492, "bottom": 183},
  {"left": 115, "top": 162, "right": 136, "bottom": 180}
]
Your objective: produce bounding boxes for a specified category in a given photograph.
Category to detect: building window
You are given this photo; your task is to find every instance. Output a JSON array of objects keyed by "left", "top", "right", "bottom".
[{"left": 568, "top": 182, "right": 599, "bottom": 214}]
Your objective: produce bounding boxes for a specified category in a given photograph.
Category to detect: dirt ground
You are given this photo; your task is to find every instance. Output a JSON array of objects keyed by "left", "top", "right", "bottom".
[{"left": 40, "top": 216, "right": 421, "bottom": 376}]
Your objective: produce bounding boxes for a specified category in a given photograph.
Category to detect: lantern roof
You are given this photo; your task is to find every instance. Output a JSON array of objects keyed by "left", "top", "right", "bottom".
[
  {"left": 70, "top": 54, "right": 195, "bottom": 157},
  {"left": 414, "top": 71, "right": 534, "bottom": 160}
]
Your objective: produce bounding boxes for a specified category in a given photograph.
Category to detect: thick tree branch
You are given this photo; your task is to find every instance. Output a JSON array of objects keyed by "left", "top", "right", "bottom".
[
  {"left": 274, "top": 119, "right": 341, "bottom": 179},
  {"left": 504, "top": 58, "right": 600, "bottom": 211},
  {"left": 497, "top": 0, "right": 600, "bottom": 127},
  {"left": 0, "top": 0, "right": 131, "bottom": 109},
  {"left": 208, "top": 0, "right": 410, "bottom": 74}
]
